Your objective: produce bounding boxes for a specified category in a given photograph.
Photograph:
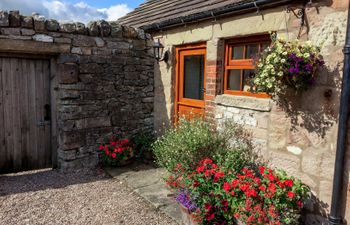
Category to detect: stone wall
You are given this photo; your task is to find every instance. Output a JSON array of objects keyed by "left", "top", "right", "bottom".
[
  {"left": 152, "top": 0, "right": 349, "bottom": 223},
  {"left": 0, "top": 10, "right": 154, "bottom": 171}
]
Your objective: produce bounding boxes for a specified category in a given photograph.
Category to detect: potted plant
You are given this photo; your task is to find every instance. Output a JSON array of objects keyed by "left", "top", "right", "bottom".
[
  {"left": 98, "top": 134, "right": 134, "bottom": 167},
  {"left": 253, "top": 34, "right": 324, "bottom": 96}
]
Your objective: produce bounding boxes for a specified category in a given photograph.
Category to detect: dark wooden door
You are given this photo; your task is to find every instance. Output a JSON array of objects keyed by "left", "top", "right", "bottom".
[
  {"left": 0, "top": 57, "right": 51, "bottom": 173},
  {"left": 175, "top": 45, "right": 206, "bottom": 120}
]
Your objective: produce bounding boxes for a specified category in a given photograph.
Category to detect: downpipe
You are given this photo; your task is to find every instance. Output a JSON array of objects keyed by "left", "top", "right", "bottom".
[{"left": 329, "top": 5, "right": 350, "bottom": 225}]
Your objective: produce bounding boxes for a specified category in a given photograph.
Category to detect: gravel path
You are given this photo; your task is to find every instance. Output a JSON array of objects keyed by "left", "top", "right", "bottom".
[{"left": 0, "top": 169, "right": 179, "bottom": 225}]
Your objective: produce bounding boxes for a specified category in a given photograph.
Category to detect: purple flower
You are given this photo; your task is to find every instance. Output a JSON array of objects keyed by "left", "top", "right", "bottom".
[
  {"left": 176, "top": 189, "right": 198, "bottom": 212},
  {"left": 304, "top": 64, "right": 313, "bottom": 73}
]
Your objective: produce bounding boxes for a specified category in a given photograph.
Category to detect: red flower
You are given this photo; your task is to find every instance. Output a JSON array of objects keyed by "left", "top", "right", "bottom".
[
  {"left": 231, "top": 179, "right": 240, "bottom": 188},
  {"left": 202, "top": 158, "right": 213, "bottom": 165},
  {"left": 223, "top": 182, "right": 231, "bottom": 192},
  {"left": 266, "top": 174, "right": 275, "bottom": 181},
  {"left": 193, "top": 180, "right": 200, "bottom": 187},
  {"left": 214, "top": 172, "right": 225, "bottom": 180},
  {"left": 204, "top": 203, "right": 212, "bottom": 210},
  {"left": 211, "top": 164, "right": 218, "bottom": 169},
  {"left": 111, "top": 153, "right": 117, "bottom": 158},
  {"left": 287, "top": 191, "right": 295, "bottom": 198},
  {"left": 99, "top": 145, "right": 104, "bottom": 151},
  {"left": 196, "top": 166, "right": 205, "bottom": 173},
  {"left": 268, "top": 183, "right": 276, "bottom": 193},
  {"left": 230, "top": 191, "right": 235, "bottom": 196},
  {"left": 205, "top": 213, "right": 215, "bottom": 221},
  {"left": 246, "top": 189, "right": 257, "bottom": 198},
  {"left": 259, "top": 185, "right": 266, "bottom": 192},
  {"left": 110, "top": 141, "right": 117, "bottom": 146},
  {"left": 259, "top": 166, "right": 265, "bottom": 174},
  {"left": 240, "top": 184, "right": 250, "bottom": 192},
  {"left": 297, "top": 200, "right": 303, "bottom": 208},
  {"left": 284, "top": 179, "right": 294, "bottom": 187}
]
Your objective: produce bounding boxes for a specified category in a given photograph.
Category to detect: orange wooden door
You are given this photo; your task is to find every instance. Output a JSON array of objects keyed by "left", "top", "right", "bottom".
[{"left": 175, "top": 45, "right": 206, "bottom": 120}]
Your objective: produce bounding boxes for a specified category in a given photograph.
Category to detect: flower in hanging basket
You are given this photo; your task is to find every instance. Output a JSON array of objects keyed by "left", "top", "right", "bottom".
[
  {"left": 253, "top": 34, "right": 324, "bottom": 95},
  {"left": 98, "top": 135, "right": 134, "bottom": 167}
]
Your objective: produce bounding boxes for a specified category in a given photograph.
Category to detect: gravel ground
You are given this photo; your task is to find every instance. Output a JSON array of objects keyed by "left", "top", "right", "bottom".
[{"left": 0, "top": 168, "right": 179, "bottom": 225}]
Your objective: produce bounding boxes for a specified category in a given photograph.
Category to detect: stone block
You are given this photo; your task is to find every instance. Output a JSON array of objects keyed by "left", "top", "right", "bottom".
[
  {"left": 58, "top": 54, "right": 79, "bottom": 63},
  {"left": 71, "top": 47, "right": 83, "bottom": 55},
  {"left": 286, "top": 145, "right": 303, "bottom": 155},
  {"left": 60, "top": 131, "right": 85, "bottom": 150},
  {"left": 76, "top": 117, "right": 111, "bottom": 129},
  {"left": 122, "top": 25, "right": 138, "bottom": 39},
  {"left": 87, "top": 21, "right": 99, "bottom": 36},
  {"left": 21, "top": 16, "right": 33, "bottom": 28},
  {"left": 320, "top": 152, "right": 335, "bottom": 179},
  {"left": 318, "top": 180, "right": 333, "bottom": 206},
  {"left": 58, "top": 63, "right": 79, "bottom": 84},
  {"left": 45, "top": 19, "right": 60, "bottom": 32},
  {"left": 58, "top": 149, "right": 78, "bottom": 161},
  {"left": 9, "top": 11, "right": 20, "bottom": 27},
  {"left": 269, "top": 151, "right": 301, "bottom": 176},
  {"left": 79, "top": 63, "right": 104, "bottom": 74},
  {"left": 0, "top": 11, "right": 9, "bottom": 27},
  {"left": 21, "top": 28, "right": 35, "bottom": 36},
  {"left": 94, "top": 37, "right": 105, "bottom": 47},
  {"left": 72, "top": 35, "right": 96, "bottom": 47},
  {"left": 60, "top": 23, "right": 76, "bottom": 33},
  {"left": 33, "top": 14, "right": 46, "bottom": 31},
  {"left": 55, "top": 37, "right": 71, "bottom": 44},
  {"left": 97, "top": 20, "right": 111, "bottom": 37},
  {"left": 215, "top": 94, "right": 272, "bottom": 112},
  {"left": 1, "top": 28, "right": 20, "bottom": 35},
  {"left": 110, "top": 22, "right": 123, "bottom": 38},
  {"left": 33, "top": 34, "right": 53, "bottom": 42},
  {"left": 75, "top": 22, "right": 86, "bottom": 34}
]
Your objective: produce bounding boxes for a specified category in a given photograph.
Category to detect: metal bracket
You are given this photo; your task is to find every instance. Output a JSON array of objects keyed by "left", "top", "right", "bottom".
[{"left": 286, "top": 5, "right": 307, "bottom": 39}]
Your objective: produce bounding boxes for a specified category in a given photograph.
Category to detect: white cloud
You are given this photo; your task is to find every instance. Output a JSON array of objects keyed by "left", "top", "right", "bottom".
[{"left": 0, "top": 0, "right": 132, "bottom": 24}]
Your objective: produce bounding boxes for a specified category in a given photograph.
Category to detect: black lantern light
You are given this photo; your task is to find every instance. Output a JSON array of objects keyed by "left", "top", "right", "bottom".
[{"left": 153, "top": 38, "right": 168, "bottom": 62}]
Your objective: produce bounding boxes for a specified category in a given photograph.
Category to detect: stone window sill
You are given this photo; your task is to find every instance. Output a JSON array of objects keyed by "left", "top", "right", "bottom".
[{"left": 215, "top": 94, "right": 272, "bottom": 112}]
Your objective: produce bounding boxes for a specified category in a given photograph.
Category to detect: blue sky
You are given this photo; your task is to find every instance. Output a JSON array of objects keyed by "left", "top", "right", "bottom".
[{"left": 0, "top": 0, "right": 145, "bottom": 23}]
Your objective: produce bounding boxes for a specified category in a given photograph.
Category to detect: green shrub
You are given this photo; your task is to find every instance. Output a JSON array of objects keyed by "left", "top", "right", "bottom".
[
  {"left": 132, "top": 131, "right": 155, "bottom": 160},
  {"left": 152, "top": 118, "right": 256, "bottom": 173}
]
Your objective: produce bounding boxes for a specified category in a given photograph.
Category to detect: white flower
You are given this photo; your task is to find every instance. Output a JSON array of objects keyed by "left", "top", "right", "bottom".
[
  {"left": 278, "top": 71, "right": 284, "bottom": 76},
  {"left": 303, "top": 53, "right": 310, "bottom": 58},
  {"left": 282, "top": 52, "right": 288, "bottom": 56},
  {"left": 281, "top": 59, "right": 286, "bottom": 63},
  {"left": 271, "top": 69, "right": 276, "bottom": 75},
  {"left": 274, "top": 58, "right": 279, "bottom": 63},
  {"left": 258, "top": 63, "right": 263, "bottom": 68}
]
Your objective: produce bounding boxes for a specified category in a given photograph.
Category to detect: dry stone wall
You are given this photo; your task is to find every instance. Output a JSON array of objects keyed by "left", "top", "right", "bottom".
[{"left": 0, "top": 10, "right": 154, "bottom": 171}]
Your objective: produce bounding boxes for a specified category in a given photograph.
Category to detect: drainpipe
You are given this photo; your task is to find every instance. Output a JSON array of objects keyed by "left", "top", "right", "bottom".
[{"left": 329, "top": 5, "right": 350, "bottom": 225}]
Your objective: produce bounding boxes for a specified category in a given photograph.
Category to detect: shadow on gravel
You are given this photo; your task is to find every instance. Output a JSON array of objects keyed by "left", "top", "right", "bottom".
[
  {"left": 0, "top": 168, "right": 109, "bottom": 197},
  {"left": 0, "top": 161, "right": 157, "bottom": 197}
]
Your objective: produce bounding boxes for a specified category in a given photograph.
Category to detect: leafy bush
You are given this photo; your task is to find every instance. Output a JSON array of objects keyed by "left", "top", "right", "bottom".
[
  {"left": 152, "top": 118, "right": 255, "bottom": 173},
  {"left": 132, "top": 131, "right": 155, "bottom": 160}
]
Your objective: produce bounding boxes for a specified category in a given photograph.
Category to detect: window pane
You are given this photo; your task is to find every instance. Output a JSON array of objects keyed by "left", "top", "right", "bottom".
[
  {"left": 261, "top": 43, "right": 270, "bottom": 52},
  {"left": 243, "top": 69, "right": 255, "bottom": 92},
  {"left": 232, "top": 46, "right": 244, "bottom": 59},
  {"left": 246, "top": 44, "right": 259, "bottom": 59},
  {"left": 227, "top": 70, "right": 241, "bottom": 90},
  {"left": 183, "top": 55, "right": 204, "bottom": 100}
]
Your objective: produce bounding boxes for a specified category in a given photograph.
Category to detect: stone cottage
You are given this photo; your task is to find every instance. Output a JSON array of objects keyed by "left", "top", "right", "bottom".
[{"left": 118, "top": 0, "right": 350, "bottom": 224}]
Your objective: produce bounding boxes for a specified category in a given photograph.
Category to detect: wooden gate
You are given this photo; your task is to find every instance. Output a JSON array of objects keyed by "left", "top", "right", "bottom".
[{"left": 0, "top": 56, "right": 51, "bottom": 173}]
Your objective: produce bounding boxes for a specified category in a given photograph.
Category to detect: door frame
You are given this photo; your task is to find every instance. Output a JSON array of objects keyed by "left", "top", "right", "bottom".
[
  {"left": 174, "top": 43, "right": 207, "bottom": 121},
  {"left": 0, "top": 52, "right": 58, "bottom": 170}
]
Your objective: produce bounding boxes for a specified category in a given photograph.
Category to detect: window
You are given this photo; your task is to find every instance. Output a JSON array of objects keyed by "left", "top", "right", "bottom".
[{"left": 224, "top": 35, "right": 270, "bottom": 98}]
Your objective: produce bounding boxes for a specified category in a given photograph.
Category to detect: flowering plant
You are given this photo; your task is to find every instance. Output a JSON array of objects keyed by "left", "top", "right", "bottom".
[
  {"left": 167, "top": 158, "right": 310, "bottom": 225},
  {"left": 98, "top": 135, "right": 133, "bottom": 167},
  {"left": 254, "top": 34, "right": 324, "bottom": 95}
]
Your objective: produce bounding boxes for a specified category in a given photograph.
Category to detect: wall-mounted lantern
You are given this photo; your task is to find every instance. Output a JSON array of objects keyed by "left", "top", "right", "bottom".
[{"left": 153, "top": 38, "right": 169, "bottom": 63}]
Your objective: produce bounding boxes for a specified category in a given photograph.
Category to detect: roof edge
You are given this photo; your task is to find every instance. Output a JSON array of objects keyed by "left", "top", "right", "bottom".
[{"left": 140, "top": 0, "right": 300, "bottom": 32}]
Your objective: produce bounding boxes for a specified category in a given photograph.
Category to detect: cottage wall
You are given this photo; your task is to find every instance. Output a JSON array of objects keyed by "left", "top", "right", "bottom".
[
  {"left": 0, "top": 11, "right": 154, "bottom": 171},
  {"left": 153, "top": 1, "right": 349, "bottom": 223}
]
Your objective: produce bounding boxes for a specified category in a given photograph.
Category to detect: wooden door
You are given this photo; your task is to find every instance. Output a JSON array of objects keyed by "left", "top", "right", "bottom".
[
  {"left": 175, "top": 45, "right": 206, "bottom": 120},
  {"left": 0, "top": 56, "right": 51, "bottom": 173}
]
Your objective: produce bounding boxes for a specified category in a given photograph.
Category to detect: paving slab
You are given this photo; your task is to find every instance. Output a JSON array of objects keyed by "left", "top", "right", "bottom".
[{"left": 105, "top": 162, "right": 182, "bottom": 224}]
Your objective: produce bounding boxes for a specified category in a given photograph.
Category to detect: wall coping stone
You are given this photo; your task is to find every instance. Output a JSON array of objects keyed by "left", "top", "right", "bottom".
[{"left": 215, "top": 94, "right": 272, "bottom": 112}]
